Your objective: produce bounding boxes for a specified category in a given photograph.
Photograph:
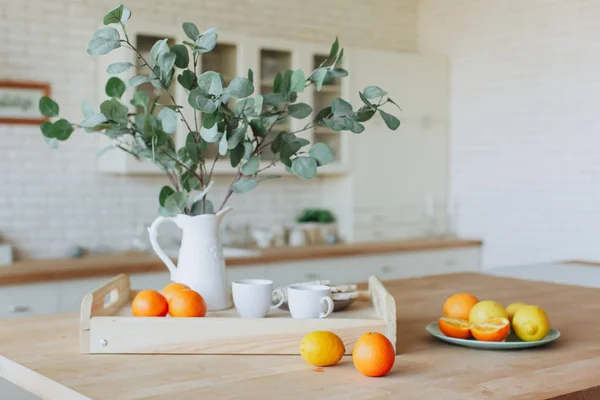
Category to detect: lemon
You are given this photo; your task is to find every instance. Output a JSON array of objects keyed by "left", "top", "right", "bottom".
[
  {"left": 506, "top": 303, "right": 527, "bottom": 323},
  {"left": 512, "top": 305, "right": 550, "bottom": 341},
  {"left": 300, "top": 331, "right": 345, "bottom": 367},
  {"left": 468, "top": 300, "right": 508, "bottom": 324}
]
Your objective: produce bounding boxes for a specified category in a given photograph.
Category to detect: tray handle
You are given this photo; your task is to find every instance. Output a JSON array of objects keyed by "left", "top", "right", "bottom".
[
  {"left": 80, "top": 274, "right": 131, "bottom": 353},
  {"left": 368, "top": 275, "right": 397, "bottom": 352}
]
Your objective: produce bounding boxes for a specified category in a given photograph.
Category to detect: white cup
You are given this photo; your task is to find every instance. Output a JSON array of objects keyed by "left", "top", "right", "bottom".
[
  {"left": 287, "top": 284, "right": 334, "bottom": 319},
  {"left": 232, "top": 279, "right": 284, "bottom": 318}
]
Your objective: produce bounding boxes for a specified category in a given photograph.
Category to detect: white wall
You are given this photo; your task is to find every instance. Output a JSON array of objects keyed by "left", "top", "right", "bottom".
[
  {"left": 418, "top": 0, "right": 600, "bottom": 267},
  {"left": 0, "top": 0, "right": 418, "bottom": 259}
]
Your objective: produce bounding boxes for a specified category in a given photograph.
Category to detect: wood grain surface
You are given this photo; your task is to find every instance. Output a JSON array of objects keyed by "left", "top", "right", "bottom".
[
  {"left": 1, "top": 272, "right": 599, "bottom": 400},
  {"left": 0, "top": 238, "right": 482, "bottom": 286}
]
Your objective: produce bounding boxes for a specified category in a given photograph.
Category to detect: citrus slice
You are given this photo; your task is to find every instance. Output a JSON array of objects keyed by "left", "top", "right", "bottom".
[
  {"left": 438, "top": 317, "right": 471, "bottom": 339},
  {"left": 471, "top": 318, "right": 510, "bottom": 342}
]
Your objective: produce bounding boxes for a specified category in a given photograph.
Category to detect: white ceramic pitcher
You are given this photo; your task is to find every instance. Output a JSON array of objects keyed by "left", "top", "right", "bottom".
[{"left": 147, "top": 207, "right": 233, "bottom": 311}]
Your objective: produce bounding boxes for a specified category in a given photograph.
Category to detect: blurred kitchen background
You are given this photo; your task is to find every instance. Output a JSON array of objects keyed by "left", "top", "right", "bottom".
[{"left": 2, "top": 0, "right": 600, "bottom": 269}]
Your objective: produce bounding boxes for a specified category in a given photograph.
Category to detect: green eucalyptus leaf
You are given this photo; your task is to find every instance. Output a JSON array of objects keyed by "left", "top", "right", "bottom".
[
  {"left": 273, "top": 72, "right": 282, "bottom": 93},
  {"left": 328, "top": 37, "right": 339, "bottom": 61},
  {"left": 247, "top": 68, "right": 254, "bottom": 84},
  {"left": 186, "top": 133, "right": 201, "bottom": 163},
  {"left": 314, "top": 106, "right": 332, "bottom": 122},
  {"left": 81, "top": 99, "right": 95, "bottom": 118},
  {"left": 182, "top": 22, "right": 200, "bottom": 40},
  {"left": 128, "top": 75, "right": 155, "bottom": 88},
  {"left": 280, "top": 141, "right": 302, "bottom": 160},
  {"left": 44, "top": 137, "right": 60, "bottom": 149},
  {"left": 350, "top": 119, "right": 365, "bottom": 133},
  {"left": 243, "top": 142, "right": 254, "bottom": 160},
  {"left": 150, "top": 39, "right": 169, "bottom": 64},
  {"left": 177, "top": 70, "right": 196, "bottom": 90},
  {"left": 40, "top": 121, "right": 52, "bottom": 138},
  {"left": 363, "top": 85, "right": 388, "bottom": 99},
  {"left": 170, "top": 44, "right": 189, "bottom": 69},
  {"left": 355, "top": 107, "right": 375, "bottom": 122},
  {"left": 106, "top": 62, "right": 134, "bottom": 75},
  {"left": 288, "top": 103, "right": 312, "bottom": 119},
  {"left": 49, "top": 119, "right": 74, "bottom": 141},
  {"left": 241, "top": 155, "right": 259, "bottom": 175},
  {"left": 103, "top": 4, "right": 131, "bottom": 25},
  {"left": 105, "top": 77, "right": 126, "bottom": 98},
  {"left": 291, "top": 156, "right": 318, "bottom": 180},
  {"left": 228, "top": 123, "right": 247, "bottom": 149},
  {"left": 254, "top": 95, "right": 263, "bottom": 115},
  {"left": 270, "top": 132, "right": 285, "bottom": 153},
  {"left": 195, "top": 30, "right": 217, "bottom": 53},
  {"left": 257, "top": 175, "right": 281, "bottom": 182},
  {"left": 329, "top": 68, "right": 348, "bottom": 78},
  {"left": 200, "top": 122, "right": 221, "bottom": 143},
  {"left": 263, "top": 93, "right": 284, "bottom": 107},
  {"left": 202, "top": 112, "right": 219, "bottom": 129},
  {"left": 333, "top": 47, "right": 344, "bottom": 67},
  {"left": 157, "top": 107, "right": 178, "bottom": 134},
  {"left": 359, "top": 91, "right": 373, "bottom": 108},
  {"left": 331, "top": 98, "right": 353, "bottom": 117},
  {"left": 261, "top": 114, "right": 279, "bottom": 129},
  {"left": 309, "top": 142, "right": 335, "bottom": 166},
  {"left": 281, "top": 69, "right": 293, "bottom": 95},
  {"left": 165, "top": 192, "right": 188, "bottom": 214},
  {"left": 80, "top": 113, "right": 108, "bottom": 128},
  {"left": 131, "top": 91, "right": 149, "bottom": 110},
  {"left": 100, "top": 98, "right": 128, "bottom": 123},
  {"left": 218, "top": 131, "right": 228, "bottom": 155},
  {"left": 249, "top": 119, "right": 266, "bottom": 137},
  {"left": 197, "top": 71, "right": 223, "bottom": 96},
  {"left": 379, "top": 109, "right": 400, "bottom": 130},
  {"left": 225, "top": 77, "right": 254, "bottom": 99},
  {"left": 232, "top": 177, "right": 258, "bottom": 194},
  {"left": 188, "top": 88, "right": 217, "bottom": 112},
  {"left": 157, "top": 52, "right": 176, "bottom": 74},
  {"left": 230, "top": 143, "right": 245, "bottom": 167},
  {"left": 190, "top": 199, "right": 214, "bottom": 215},
  {"left": 234, "top": 98, "right": 255, "bottom": 116},
  {"left": 39, "top": 97, "right": 59, "bottom": 117},
  {"left": 87, "top": 27, "right": 121, "bottom": 56},
  {"left": 159, "top": 186, "right": 175, "bottom": 207},
  {"left": 311, "top": 68, "right": 328, "bottom": 91},
  {"left": 290, "top": 69, "right": 305, "bottom": 93},
  {"left": 182, "top": 170, "right": 201, "bottom": 191},
  {"left": 386, "top": 97, "right": 401, "bottom": 109}
]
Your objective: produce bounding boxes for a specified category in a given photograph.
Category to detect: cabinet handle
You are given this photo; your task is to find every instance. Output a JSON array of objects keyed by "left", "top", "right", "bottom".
[
  {"left": 305, "top": 272, "right": 319, "bottom": 281},
  {"left": 8, "top": 305, "right": 30, "bottom": 313},
  {"left": 381, "top": 266, "right": 392, "bottom": 273}
]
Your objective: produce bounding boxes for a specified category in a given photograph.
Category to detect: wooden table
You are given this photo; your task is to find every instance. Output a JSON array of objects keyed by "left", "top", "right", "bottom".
[{"left": 1, "top": 272, "right": 599, "bottom": 400}]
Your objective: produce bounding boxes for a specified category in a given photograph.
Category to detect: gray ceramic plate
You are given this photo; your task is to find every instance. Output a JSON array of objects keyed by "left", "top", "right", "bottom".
[{"left": 426, "top": 322, "right": 561, "bottom": 350}]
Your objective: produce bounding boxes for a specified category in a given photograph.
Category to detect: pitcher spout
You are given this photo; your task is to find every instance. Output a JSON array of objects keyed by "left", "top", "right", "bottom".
[{"left": 216, "top": 206, "right": 233, "bottom": 224}]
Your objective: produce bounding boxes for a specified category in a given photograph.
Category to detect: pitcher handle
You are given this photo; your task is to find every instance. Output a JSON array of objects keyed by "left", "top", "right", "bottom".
[{"left": 147, "top": 216, "right": 178, "bottom": 276}]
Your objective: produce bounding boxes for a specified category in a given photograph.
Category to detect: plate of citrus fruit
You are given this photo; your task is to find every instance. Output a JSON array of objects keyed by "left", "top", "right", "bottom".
[{"left": 426, "top": 293, "right": 560, "bottom": 349}]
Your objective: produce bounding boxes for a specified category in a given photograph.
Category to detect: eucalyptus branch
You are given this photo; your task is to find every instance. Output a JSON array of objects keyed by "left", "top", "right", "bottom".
[{"left": 218, "top": 169, "right": 241, "bottom": 212}]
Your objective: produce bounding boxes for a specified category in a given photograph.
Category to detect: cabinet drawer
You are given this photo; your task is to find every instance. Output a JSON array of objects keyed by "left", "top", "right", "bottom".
[
  {"left": 353, "top": 225, "right": 423, "bottom": 242},
  {"left": 59, "top": 276, "right": 115, "bottom": 314},
  {"left": 0, "top": 283, "right": 59, "bottom": 320}
]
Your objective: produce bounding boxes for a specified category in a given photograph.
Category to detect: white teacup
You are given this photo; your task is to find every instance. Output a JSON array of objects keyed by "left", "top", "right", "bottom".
[
  {"left": 232, "top": 279, "right": 284, "bottom": 318},
  {"left": 287, "top": 284, "right": 334, "bottom": 319}
]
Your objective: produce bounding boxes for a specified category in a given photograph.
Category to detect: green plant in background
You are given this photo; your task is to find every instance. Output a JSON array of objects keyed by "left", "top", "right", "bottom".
[
  {"left": 38, "top": 4, "right": 400, "bottom": 217},
  {"left": 296, "top": 209, "right": 336, "bottom": 224}
]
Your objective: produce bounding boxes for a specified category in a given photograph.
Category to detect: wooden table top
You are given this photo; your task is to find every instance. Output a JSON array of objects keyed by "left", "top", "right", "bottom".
[
  {"left": 0, "top": 238, "right": 481, "bottom": 286},
  {"left": 2, "top": 272, "right": 598, "bottom": 400}
]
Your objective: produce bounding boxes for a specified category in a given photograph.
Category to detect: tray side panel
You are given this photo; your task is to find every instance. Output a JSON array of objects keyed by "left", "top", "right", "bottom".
[
  {"left": 89, "top": 317, "right": 386, "bottom": 355},
  {"left": 369, "top": 276, "right": 398, "bottom": 352}
]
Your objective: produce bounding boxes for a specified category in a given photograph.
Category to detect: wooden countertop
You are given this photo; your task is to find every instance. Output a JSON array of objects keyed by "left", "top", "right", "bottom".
[
  {"left": 1, "top": 272, "right": 598, "bottom": 399},
  {"left": 0, "top": 238, "right": 481, "bottom": 286}
]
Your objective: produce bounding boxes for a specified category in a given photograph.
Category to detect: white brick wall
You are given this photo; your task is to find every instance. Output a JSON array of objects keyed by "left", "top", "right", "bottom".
[
  {"left": 418, "top": 0, "right": 600, "bottom": 267},
  {"left": 0, "top": 0, "right": 418, "bottom": 259}
]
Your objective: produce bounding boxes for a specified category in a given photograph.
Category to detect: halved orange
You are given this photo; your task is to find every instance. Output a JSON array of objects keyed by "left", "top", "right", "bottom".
[
  {"left": 438, "top": 317, "right": 471, "bottom": 339},
  {"left": 471, "top": 318, "right": 510, "bottom": 342}
]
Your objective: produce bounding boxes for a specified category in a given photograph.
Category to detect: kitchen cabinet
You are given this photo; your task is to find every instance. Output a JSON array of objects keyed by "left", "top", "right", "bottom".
[
  {"left": 0, "top": 379, "right": 39, "bottom": 400},
  {"left": 0, "top": 282, "right": 59, "bottom": 320}
]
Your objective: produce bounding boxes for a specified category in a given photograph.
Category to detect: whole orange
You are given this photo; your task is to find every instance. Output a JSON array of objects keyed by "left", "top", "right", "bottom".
[
  {"left": 352, "top": 332, "right": 395, "bottom": 377},
  {"left": 131, "top": 290, "right": 168, "bottom": 317},
  {"left": 161, "top": 282, "right": 190, "bottom": 303},
  {"left": 443, "top": 293, "right": 479, "bottom": 320},
  {"left": 168, "top": 289, "right": 207, "bottom": 317}
]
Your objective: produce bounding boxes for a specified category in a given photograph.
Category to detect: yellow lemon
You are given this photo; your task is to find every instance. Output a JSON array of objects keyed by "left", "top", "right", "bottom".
[
  {"left": 512, "top": 305, "right": 550, "bottom": 341},
  {"left": 300, "top": 331, "right": 345, "bottom": 367},
  {"left": 468, "top": 300, "right": 508, "bottom": 324},
  {"left": 506, "top": 302, "right": 527, "bottom": 323}
]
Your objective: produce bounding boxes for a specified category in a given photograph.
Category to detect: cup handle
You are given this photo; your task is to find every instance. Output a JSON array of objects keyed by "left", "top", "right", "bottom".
[
  {"left": 270, "top": 288, "right": 285, "bottom": 310},
  {"left": 319, "top": 296, "right": 334, "bottom": 318}
]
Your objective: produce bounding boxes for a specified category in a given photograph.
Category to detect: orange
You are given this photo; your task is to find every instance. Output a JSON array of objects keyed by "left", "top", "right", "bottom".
[
  {"left": 131, "top": 290, "right": 168, "bottom": 317},
  {"left": 438, "top": 317, "right": 471, "bottom": 339},
  {"left": 168, "top": 288, "right": 207, "bottom": 317},
  {"left": 443, "top": 293, "right": 479, "bottom": 320},
  {"left": 352, "top": 332, "right": 395, "bottom": 377},
  {"left": 161, "top": 282, "right": 190, "bottom": 303},
  {"left": 471, "top": 318, "right": 510, "bottom": 342}
]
